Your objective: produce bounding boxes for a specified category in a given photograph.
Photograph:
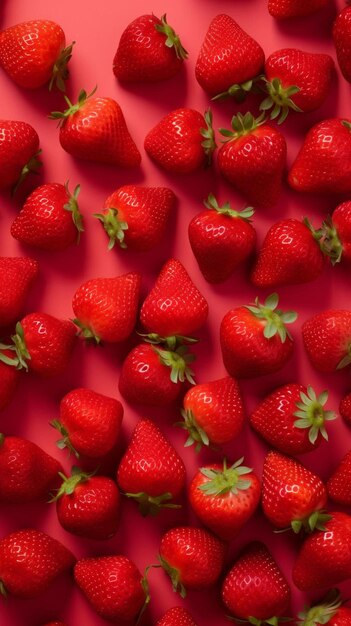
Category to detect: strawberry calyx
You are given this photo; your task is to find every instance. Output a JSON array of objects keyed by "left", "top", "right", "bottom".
[
  {"left": 12, "top": 150, "right": 43, "bottom": 196},
  {"left": 198, "top": 458, "right": 252, "bottom": 496},
  {"left": 259, "top": 78, "right": 302, "bottom": 124},
  {"left": 290, "top": 510, "right": 332, "bottom": 534},
  {"left": 49, "top": 41, "right": 76, "bottom": 92},
  {"left": 153, "top": 345, "right": 196, "bottom": 384},
  {"left": 49, "top": 86, "right": 97, "bottom": 126},
  {"left": 293, "top": 386, "right": 336, "bottom": 444},
  {"left": 315, "top": 217, "right": 343, "bottom": 265},
  {"left": 212, "top": 75, "right": 264, "bottom": 103},
  {"left": 158, "top": 555, "right": 186, "bottom": 598},
  {"left": 72, "top": 319, "right": 101, "bottom": 344},
  {"left": 337, "top": 346, "right": 351, "bottom": 370},
  {"left": 64, "top": 182, "right": 84, "bottom": 243},
  {"left": 49, "top": 466, "right": 95, "bottom": 502},
  {"left": 0, "top": 581, "right": 7, "bottom": 598},
  {"left": 245, "top": 293, "right": 297, "bottom": 343},
  {"left": 204, "top": 193, "right": 254, "bottom": 221},
  {"left": 125, "top": 491, "right": 181, "bottom": 517},
  {"left": 298, "top": 589, "right": 342, "bottom": 626},
  {"left": 341, "top": 120, "right": 351, "bottom": 131},
  {"left": 50, "top": 419, "right": 80, "bottom": 458},
  {"left": 93, "top": 207, "right": 128, "bottom": 250},
  {"left": 0, "top": 323, "right": 31, "bottom": 371},
  {"left": 139, "top": 332, "right": 198, "bottom": 351},
  {"left": 177, "top": 408, "right": 210, "bottom": 452},
  {"left": 219, "top": 111, "right": 266, "bottom": 142},
  {"left": 154, "top": 14, "right": 188, "bottom": 60},
  {"left": 231, "top": 616, "right": 291, "bottom": 626},
  {"left": 136, "top": 567, "right": 152, "bottom": 624},
  {"left": 200, "top": 109, "right": 217, "bottom": 165}
]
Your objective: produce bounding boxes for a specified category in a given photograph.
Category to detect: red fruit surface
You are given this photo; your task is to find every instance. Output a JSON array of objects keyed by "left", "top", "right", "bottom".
[
  {"left": 327, "top": 202, "right": 351, "bottom": 263},
  {"left": 268, "top": 0, "right": 328, "bottom": 19},
  {"left": 156, "top": 606, "right": 198, "bottom": 626},
  {"left": 327, "top": 450, "right": 351, "bottom": 506},
  {"left": 302, "top": 309, "right": 351, "bottom": 372},
  {"left": 333, "top": 6, "right": 351, "bottom": 83},
  {"left": 0, "top": 257, "right": 38, "bottom": 327},
  {"left": 0, "top": 119, "right": 40, "bottom": 190},
  {"left": 340, "top": 392, "right": 351, "bottom": 425},
  {"left": 20, "top": 313, "right": 76, "bottom": 376}
]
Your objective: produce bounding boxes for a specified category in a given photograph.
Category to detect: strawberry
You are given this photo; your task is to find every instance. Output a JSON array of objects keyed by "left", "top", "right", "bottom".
[
  {"left": 268, "top": 0, "right": 329, "bottom": 19},
  {"left": 288, "top": 118, "right": 351, "bottom": 194},
  {"left": 188, "top": 194, "right": 256, "bottom": 284},
  {"left": 53, "top": 467, "right": 120, "bottom": 539},
  {"left": 11, "top": 183, "right": 84, "bottom": 251},
  {"left": 0, "top": 350, "right": 20, "bottom": 410},
  {"left": 293, "top": 512, "right": 351, "bottom": 590},
  {"left": 260, "top": 48, "right": 334, "bottom": 123},
  {"left": 72, "top": 273, "right": 141, "bottom": 343},
  {"left": 50, "top": 88, "right": 141, "bottom": 167},
  {"left": 222, "top": 542, "right": 291, "bottom": 621},
  {"left": 298, "top": 590, "right": 351, "bottom": 626},
  {"left": 195, "top": 14, "right": 264, "bottom": 99},
  {"left": 51, "top": 387, "right": 123, "bottom": 458},
  {"left": 0, "top": 529, "right": 75, "bottom": 597},
  {"left": 340, "top": 392, "right": 351, "bottom": 425},
  {"left": 318, "top": 202, "right": 351, "bottom": 265},
  {"left": 220, "top": 293, "right": 297, "bottom": 378},
  {"left": 251, "top": 218, "right": 325, "bottom": 288},
  {"left": 0, "top": 256, "right": 38, "bottom": 327},
  {"left": 217, "top": 113, "right": 287, "bottom": 209},
  {"left": 158, "top": 526, "right": 226, "bottom": 596},
  {"left": 144, "top": 108, "right": 216, "bottom": 174},
  {"left": 250, "top": 384, "right": 336, "bottom": 455},
  {"left": 302, "top": 310, "right": 351, "bottom": 372},
  {"left": 113, "top": 14, "right": 187, "bottom": 82},
  {"left": 333, "top": 6, "right": 351, "bottom": 84},
  {"left": 179, "top": 376, "right": 245, "bottom": 450},
  {"left": 117, "top": 419, "right": 186, "bottom": 515},
  {"left": 327, "top": 450, "right": 351, "bottom": 506},
  {"left": 0, "top": 120, "right": 41, "bottom": 192},
  {"left": 94, "top": 185, "right": 176, "bottom": 251},
  {"left": 156, "top": 607, "right": 198, "bottom": 626},
  {"left": 74, "top": 555, "right": 147, "bottom": 622},
  {"left": 0, "top": 433, "right": 62, "bottom": 503},
  {"left": 189, "top": 458, "right": 261, "bottom": 540}
]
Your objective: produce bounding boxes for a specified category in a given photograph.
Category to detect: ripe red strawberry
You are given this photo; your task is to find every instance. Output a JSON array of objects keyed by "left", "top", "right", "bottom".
[
  {"left": 52, "top": 387, "right": 123, "bottom": 458},
  {"left": 268, "top": 0, "right": 328, "bottom": 19},
  {"left": 50, "top": 88, "right": 141, "bottom": 167},
  {"left": 189, "top": 458, "right": 261, "bottom": 540},
  {"left": 318, "top": 202, "right": 351, "bottom": 265},
  {"left": 159, "top": 526, "right": 226, "bottom": 596},
  {"left": 220, "top": 293, "right": 297, "bottom": 378},
  {"left": 94, "top": 185, "right": 176, "bottom": 251},
  {"left": 0, "top": 434, "right": 62, "bottom": 503},
  {"left": 188, "top": 194, "right": 256, "bottom": 284},
  {"left": 0, "top": 529, "right": 75, "bottom": 597},
  {"left": 327, "top": 450, "right": 351, "bottom": 506},
  {"left": 117, "top": 419, "right": 186, "bottom": 515},
  {"left": 261, "top": 49, "right": 334, "bottom": 123},
  {"left": 140, "top": 258, "right": 208, "bottom": 339},
  {"left": 113, "top": 14, "right": 187, "bottom": 82},
  {"left": 0, "top": 120, "right": 41, "bottom": 192},
  {"left": 298, "top": 590, "right": 351, "bottom": 626},
  {"left": 0, "top": 256, "right": 38, "bottom": 327},
  {"left": 72, "top": 273, "right": 141, "bottom": 343},
  {"left": 157, "top": 607, "right": 198, "bottom": 626},
  {"left": 0, "top": 350, "right": 20, "bottom": 411},
  {"left": 262, "top": 451, "right": 328, "bottom": 532},
  {"left": 302, "top": 310, "right": 351, "bottom": 372},
  {"left": 333, "top": 6, "right": 351, "bottom": 84},
  {"left": 179, "top": 376, "right": 245, "bottom": 450},
  {"left": 250, "top": 384, "right": 336, "bottom": 455},
  {"left": 195, "top": 14, "right": 264, "bottom": 99},
  {"left": 340, "top": 392, "right": 351, "bottom": 425},
  {"left": 251, "top": 218, "right": 325, "bottom": 287},
  {"left": 222, "top": 542, "right": 291, "bottom": 620},
  {"left": 218, "top": 113, "right": 287, "bottom": 209},
  {"left": 74, "top": 555, "right": 147, "bottom": 622},
  {"left": 144, "top": 108, "right": 216, "bottom": 174},
  {"left": 288, "top": 118, "right": 351, "bottom": 194},
  {"left": 293, "top": 512, "right": 351, "bottom": 590}
]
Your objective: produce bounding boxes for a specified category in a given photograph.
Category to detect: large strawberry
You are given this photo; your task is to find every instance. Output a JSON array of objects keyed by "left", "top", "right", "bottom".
[
  {"left": 0, "top": 120, "right": 41, "bottom": 192},
  {"left": 50, "top": 88, "right": 141, "bottom": 167},
  {"left": 189, "top": 458, "right": 261, "bottom": 540},
  {"left": 268, "top": 0, "right": 329, "bottom": 19},
  {"left": 298, "top": 590, "right": 351, "bottom": 626},
  {"left": 327, "top": 450, "right": 351, "bottom": 506},
  {"left": 94, "top": 185, "right": 176, "bottom": 251},
  {"left": 217, "top": 112, "right": 287, "bottom": 209},
  {"left": 72, "top": 273, "right": 141, "bottom": 343},
  {"left": 117, "top": 419, "right": 186, "bottom": 515},
  {"left": 250, "top": 384, "right": 336, "bottom": 455},
  {"left": 51, "top": 387, "right": 123, "bottom": 458},
  {"left": 188, "top": 194, "right": 256, "bottom": 284},
  {"left": 302, "top": 310, "right": 351, "bottom": 372},
  {"left": 0, "top": 350, "right": 20, "bottom": 411},
  {"left": 195, "top": 14, "right": 264, "bottom": 99},
  {"left": 0, "top": 529, "right": 75, "bottom": 597},
  {"left": 113, "top": 14, "right": 187, "bottom": 82},
  {"left": 288, "top": 118, "right": 351, "bottom": 194},
  {"left": 333, "top": 5, "right": 351, "bottom": 84},
  {"left": 318, "top": 202, "right": 351, "bottom": 265},
  {"left": 220, "top": 293, "right": 297, "bottom": 378},
  {"left": 144, "top": 108, "right": 216, "bottom": 173},
  {"left": 0, "top": 256, "right": 38, "bottom": 327},
  {"left": 157, "top": 607, "right": 198, "bottom": 626}
]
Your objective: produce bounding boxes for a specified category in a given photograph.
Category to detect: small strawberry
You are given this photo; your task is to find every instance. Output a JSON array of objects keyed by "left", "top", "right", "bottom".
[
  {"left": 51, "top": 387, "right": 123, "bottom": 458},
  {"left": 0, "top": 120, "right": 41, "bottom": 192},
  {"left": 222, "top": 542, "right": 291, "bottom": 621},
  {"left": 327, "top": 450, "right": 351, "bottom": 506},
  {"left": 50, "top": 88, "right": 141, "bottom": 167},
  {"left": 158, "top": 526, "right": 226, "bottom": 596},
  {"left": 0, "top": 350, "right": 20, "bottom": 410},
  {"left": 195, "top": 14, "right": 264, "bottom": 99},
  {"left": 340, "top": 392, "right": 351, "bottom": 425},
  {"left": 218, "top": 112, "right": 287, "bottom": 209},
  {"left": 156, "top": 607, "right": 198, "bottom": 626},
  {"left": 94, "top": 185, "right": 176, "bottom": 251},
  {"left": 333, "top": 5, "right": 351, "bottom": 84},
  {"left": 72, "top": 273, "right": 141, "bottom": 343},
  {"left": 298, "top": 589, "right": 351, "bottom": 626},
  {"left": 0, "top": 256, "right": 38, "bottom": 327},
  {"left": 74, "top": 555, "right": 147, "bottom": 622},
  {"left": 144, "top": 108, "right": 216, "bottom": 173},
  {"left": 302, "top": 310, "right": 351, "bottom": 372},
  {"left": 11, "top": 182, "right": 83, "bottom": 251},
  {"left": 0, "top": 529, "right": 75, "bottom": 597},
  {"left": 268, "top": 0, "right": 329, "bottom": 19},
  {"left": 189, "top": 458, "right": 261, "bottom": 541},
  {"left": 250, "top": 384, "right": 336, "bottom": 455},
  {"left": 113, "top": 14, "right": 187, "bottom": 82},
  {"left": 293, "top": 512, "right": 351, "bottom": 590},
  {"left": 318, "top": 202, "right": 351, "bottom": 265},
  {"left": 188, "top": 194, "right": 256, "bottom": 284},
  {"left": 288, "top": 118, "right": 351, "bottom": 194},
  {"left": 117, "top": 419, "right": 186, "bottom": 515},
  {"left": 220, "top": 293, "right": 297, "bottom": 378},
  {"left": 251, "top": 218, "right": 325, "bottom": 288}
]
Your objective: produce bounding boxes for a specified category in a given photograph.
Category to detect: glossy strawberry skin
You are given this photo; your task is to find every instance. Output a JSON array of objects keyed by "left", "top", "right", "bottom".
[
  {"left": 0, "top": 257, "right": 38, "bottom": 327},
  {"left": 21, "top": 313, "right": 76, "bottom": 376},
  {"left": 302, "top": 310, "right": 351, "bottom": 372},
  {"left": 268, "top": 0, "right": 328, "bottom": 19},
  {"left": 0, "top": 529, "right": 75, "bottom": 597},
  {"left": 195, "top": 14, "right": 264, "bottom": 96},
  {"left": 0, "top": 120, "right": 40, "bottom": 190},
  {"left": 333, "top": 6, "right": 351, "bottom": 84},
  {"left": 156, "top": 607, "right": 198, "bottom": 626},
  {"left": 331, "top": 202, "right": 351, "bottom": 262},
  {"left": 0, "top": 352, "right": 20, "bottom": 410},
  {"left": 340, "top": 393, "right": 351, "bottom": 425},
  {"left": 327, "top": 451, "right": 351, "bottom": 506},
  {"left": 329, "top": 608, "right": 351, "bottom": 626}
]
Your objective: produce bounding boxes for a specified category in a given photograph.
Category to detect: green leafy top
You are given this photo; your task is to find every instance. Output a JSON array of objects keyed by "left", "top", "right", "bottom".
[
  {"left": 212, "top": 75, "right": 264, "bottom": 103},
  {"left": 298, "top": 589, "right": 342, "bottom": 626},
  {"left": 64, "top": 182, "right": 84, "bottom": 243},
  {"left": 245, "top": 293, "right": 297, "bottom": 343},
  {"left": 0, "top": 322, "right": 31, "bottom": 371},
  {"left": 153, "top": 345, "right": 196, "bottom": 385},
  {"left": 49, "top": 86, "right": 97, "bottom": 126},
  {"left": 93, "top": 207, "right": 128, "bottom": 250},
  {"left": 49, "top": 466, "right": 95, "bottom": 502},
  {"left": 177, "top": 408, "right": 210, "bottom": 452},
  {"left": 155, "top": 14, "right": 188, "bottom": 60},
  {"left": 219, "top": 112, "right": 266, "bottom": 142},
  {"left": 260, "top": 77, "right": 302, "bottom": 124},
  {"left": 49, "top": 41, "right": 75, "bottom": 92},
  {"left": 199, "top": 458, "right": 252, "bottom": 496},
  {"left": 204, "top": 193, "right": 254, "bottom": 221},
  {"left": 200, "top": 109, "right": 217, "bottom": 164},
  {"left": 12, "top": 150, "right": 42, "bottom": 196},
  {"left": 293, "top": 386, "right": 336, "bottom": 445}
]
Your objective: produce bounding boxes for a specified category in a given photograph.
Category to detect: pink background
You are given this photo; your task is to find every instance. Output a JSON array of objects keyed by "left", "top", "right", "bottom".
[{"left": 1, "top": 0, "right": 351, "bottom": 624}]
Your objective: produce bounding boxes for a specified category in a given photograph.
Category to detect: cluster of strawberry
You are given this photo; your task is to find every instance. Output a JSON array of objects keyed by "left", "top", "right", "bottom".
[{"left": 0, "top": 3, "right": 351, "bottom": 626}]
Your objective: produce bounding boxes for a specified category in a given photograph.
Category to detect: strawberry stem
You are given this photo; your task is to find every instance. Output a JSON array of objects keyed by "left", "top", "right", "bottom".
[
  {"left": 154, "top": 14, "right": 188, "bottom": 60},
  {"left": 291, "top": 510, "right": 332, "bottom": 534},
  {"left": 93, "top": 208, "right": 128, "bottom": 250},
  {"left": 204, "top": 193, "right": 254, "bottom": 221},
  {"left": 219, "top": 111, "right": 266, "bottom": 142},
  {"left": 72, "top": 318, "right": 101, "bottom": 344},
  {"left": 298, "top": 589, "right": 342, "bottom": 626},
  {"left": 50, "top": 419, "right": 80, "bottom": 458},
  {"left": 139, "top": 332, "right": 198, "bottom": 350},
  {"left": 158, "top": 555, "right": 186, "bottom": 598},
  {"left": 293, "top": 386, "right": 336, "bottom": 444},
  {"left": 0, "top": 323, "right": 31, "bottom": 371},
  {"left": 49, "top": 41, "right": 75, "bottom": 92},
  {"left": 125, "top": 491, "right": 181, "bottom": 516},
  {"left": 245, "top": 293, "right": 297, "bottom": 343},
  {"left": 177, "top": 408, "right": 210, "bottom": 452},
  {"left": 49, "top": 466, "right": 95, "bottom": 502},
  {"left": 48, "top": 86, "right": 97, "bottom": 126},
  {"left": 153, "top": 345, "right": 196, "bottom": 384},
  {"left": 64, "top": 182, "right": 84, "bottom": 243},
  {"left": 212, "top": 74, "right": 265, "bottom": 102},
  {"left": 200, "top": 109, "right": 217, "bottom": 165},
  {"left": 259, "top": 77, "right": 302, "bottom": 124},
  {"left": 198, "top": 458, "right": 252, "bottom": 496},
  {"left": 12, "top": 150, "right": 42, "bottom": 196}
]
